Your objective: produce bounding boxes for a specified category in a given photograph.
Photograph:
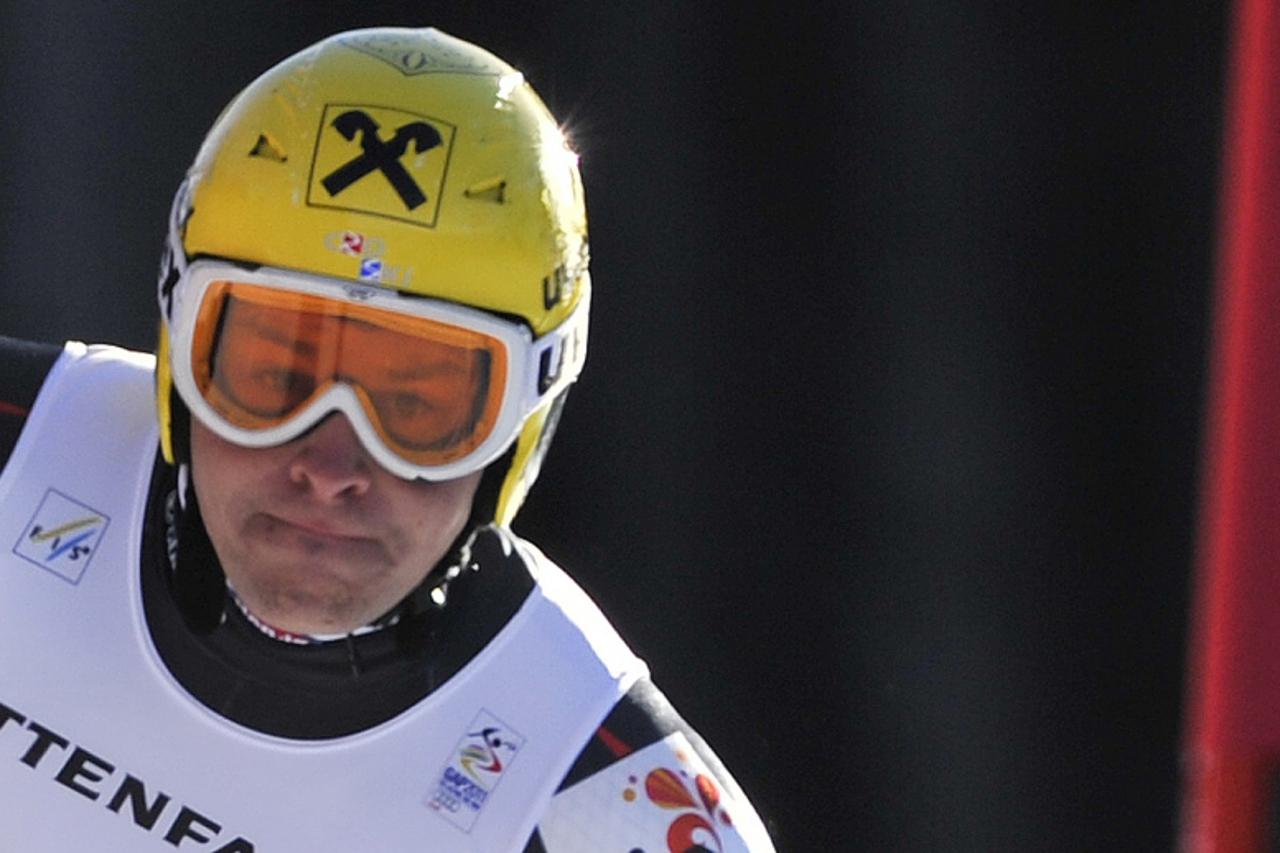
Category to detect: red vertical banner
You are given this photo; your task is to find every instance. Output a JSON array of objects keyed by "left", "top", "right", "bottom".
[{"left": 1183, "top": 0, "right": 1280, "bottom": 850}]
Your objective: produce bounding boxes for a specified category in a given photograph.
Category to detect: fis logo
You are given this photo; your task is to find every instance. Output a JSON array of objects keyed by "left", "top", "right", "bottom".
[
  {"left": 427, "top": 709, "right": 525, "bottom": 833},
  {"left": 13, "top": 489, "right": 109, "bottom": 584},
  {"left": 307, "top": 105, "right": 455, "bottom": 228}
]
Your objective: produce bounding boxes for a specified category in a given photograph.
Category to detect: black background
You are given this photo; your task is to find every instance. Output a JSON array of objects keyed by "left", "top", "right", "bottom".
[{"left": 0, "top": 3, "right": 1229, "bottom": 849}]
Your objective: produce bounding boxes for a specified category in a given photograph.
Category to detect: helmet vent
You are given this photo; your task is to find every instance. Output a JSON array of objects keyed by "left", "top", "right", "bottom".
[
  {"left": 464, "top": 177, "right": 507, "bottom": 204},
  {"left": 248, "top": 132, "right": 288, "bottom": 163}
]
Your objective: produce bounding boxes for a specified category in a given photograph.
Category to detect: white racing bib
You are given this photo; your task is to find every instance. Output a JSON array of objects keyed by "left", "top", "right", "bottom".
[{"left": 0, "top": 343, "right": 645, "bottom": 852}]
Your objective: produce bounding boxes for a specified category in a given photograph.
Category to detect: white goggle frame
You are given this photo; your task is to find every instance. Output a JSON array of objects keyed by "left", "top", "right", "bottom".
[{"left": 167, "top": 260, "right": 588, "bottom": 481}]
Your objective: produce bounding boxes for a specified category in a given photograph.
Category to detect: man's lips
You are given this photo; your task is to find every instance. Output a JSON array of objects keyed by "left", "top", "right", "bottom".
[
  {"left": 247, "top": 512, "right": 388, "bottom": 561},
  {"left": 267, "top": 514, "right": 372, "bottom": 542}
]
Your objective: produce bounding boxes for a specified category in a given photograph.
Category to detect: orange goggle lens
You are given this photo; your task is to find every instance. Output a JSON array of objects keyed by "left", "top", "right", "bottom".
[{"left": 190, "top": 281, "right": 509, "bottom": 466}]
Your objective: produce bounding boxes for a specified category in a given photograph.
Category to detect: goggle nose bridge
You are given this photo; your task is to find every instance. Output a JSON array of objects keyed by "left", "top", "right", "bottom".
[{"left": 296, "top": 382, "right": 401, "bottom": 465}]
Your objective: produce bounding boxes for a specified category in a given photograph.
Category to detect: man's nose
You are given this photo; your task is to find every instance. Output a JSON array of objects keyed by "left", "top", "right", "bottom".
[{"left": 287, "top": 413, "right": 374, "bottom": 500}]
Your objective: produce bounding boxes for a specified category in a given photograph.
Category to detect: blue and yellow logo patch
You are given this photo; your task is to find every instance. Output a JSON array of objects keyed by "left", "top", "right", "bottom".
[{"left": 13, "top": 489, "right": 109, "bottom": 584}]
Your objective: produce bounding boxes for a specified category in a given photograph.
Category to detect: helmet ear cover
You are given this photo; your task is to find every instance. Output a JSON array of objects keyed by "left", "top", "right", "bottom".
[
  {"left": 494, "top": 389, "right": 568, "bottom": 526},
  {"left": 156, "top": 323, "right": 190, "bottom": 467}
]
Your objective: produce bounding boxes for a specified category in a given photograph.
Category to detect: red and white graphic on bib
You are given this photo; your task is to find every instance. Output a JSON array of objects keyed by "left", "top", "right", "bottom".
[{"left": 536, "top": 733, "right": 768, "bottom": 853}]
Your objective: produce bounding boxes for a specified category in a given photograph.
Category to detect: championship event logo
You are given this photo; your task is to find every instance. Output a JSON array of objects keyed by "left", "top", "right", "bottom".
[
  {"left": 306, "top": 104, "right": 455, "bottom": 229},
  {"left": 427, "top": 709, "right": 525, "bottom": 832},
  {"left": 12, "top": 488, "right": 109, "bottom": 584}
]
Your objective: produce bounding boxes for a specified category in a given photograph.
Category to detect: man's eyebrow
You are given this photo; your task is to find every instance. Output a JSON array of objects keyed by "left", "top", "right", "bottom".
[{"left": 234, "top": 307, "right": 320, "bottom": 357}]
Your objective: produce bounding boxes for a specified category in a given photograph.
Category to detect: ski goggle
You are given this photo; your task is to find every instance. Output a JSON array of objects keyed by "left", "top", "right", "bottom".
[{"left": 167, "top": 261, "right": 587, "bottom": 481}]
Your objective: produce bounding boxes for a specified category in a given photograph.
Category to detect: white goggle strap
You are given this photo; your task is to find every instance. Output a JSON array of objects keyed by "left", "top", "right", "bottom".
[
  {"left": 528, "top": 290, "right": 590, "bottom": 410},
  {"left": 158, "top": 176, "right": 195, "bottom": 320}
]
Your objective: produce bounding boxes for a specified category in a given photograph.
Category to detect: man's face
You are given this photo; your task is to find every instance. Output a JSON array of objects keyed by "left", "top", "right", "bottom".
[{"left": 190, "top": 413, "right": 483, "bottom": 635}]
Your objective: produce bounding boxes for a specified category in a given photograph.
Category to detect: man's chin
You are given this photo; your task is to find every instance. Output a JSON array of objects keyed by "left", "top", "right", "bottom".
[{"left": 228, "top": 569, "right": 380, "bottom": 635}]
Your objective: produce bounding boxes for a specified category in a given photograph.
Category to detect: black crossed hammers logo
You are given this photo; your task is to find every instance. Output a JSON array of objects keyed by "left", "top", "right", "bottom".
[{"left": 321, "top": 110, "right": 442, "bottom": 210}]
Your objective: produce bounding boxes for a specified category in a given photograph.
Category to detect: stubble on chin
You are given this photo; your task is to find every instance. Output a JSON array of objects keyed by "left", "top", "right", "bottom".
[
  {"left": 225, "top": 541, "right": 401, "bottom": 632},
  {"left": 236, "top": 573, "right": 368, "bottom": 631}
]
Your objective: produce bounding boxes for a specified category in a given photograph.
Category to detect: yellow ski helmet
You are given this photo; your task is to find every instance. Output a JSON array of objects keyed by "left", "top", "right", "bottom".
[{"left": 156, "top": 27, "right": 590, "bottom": 526}]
